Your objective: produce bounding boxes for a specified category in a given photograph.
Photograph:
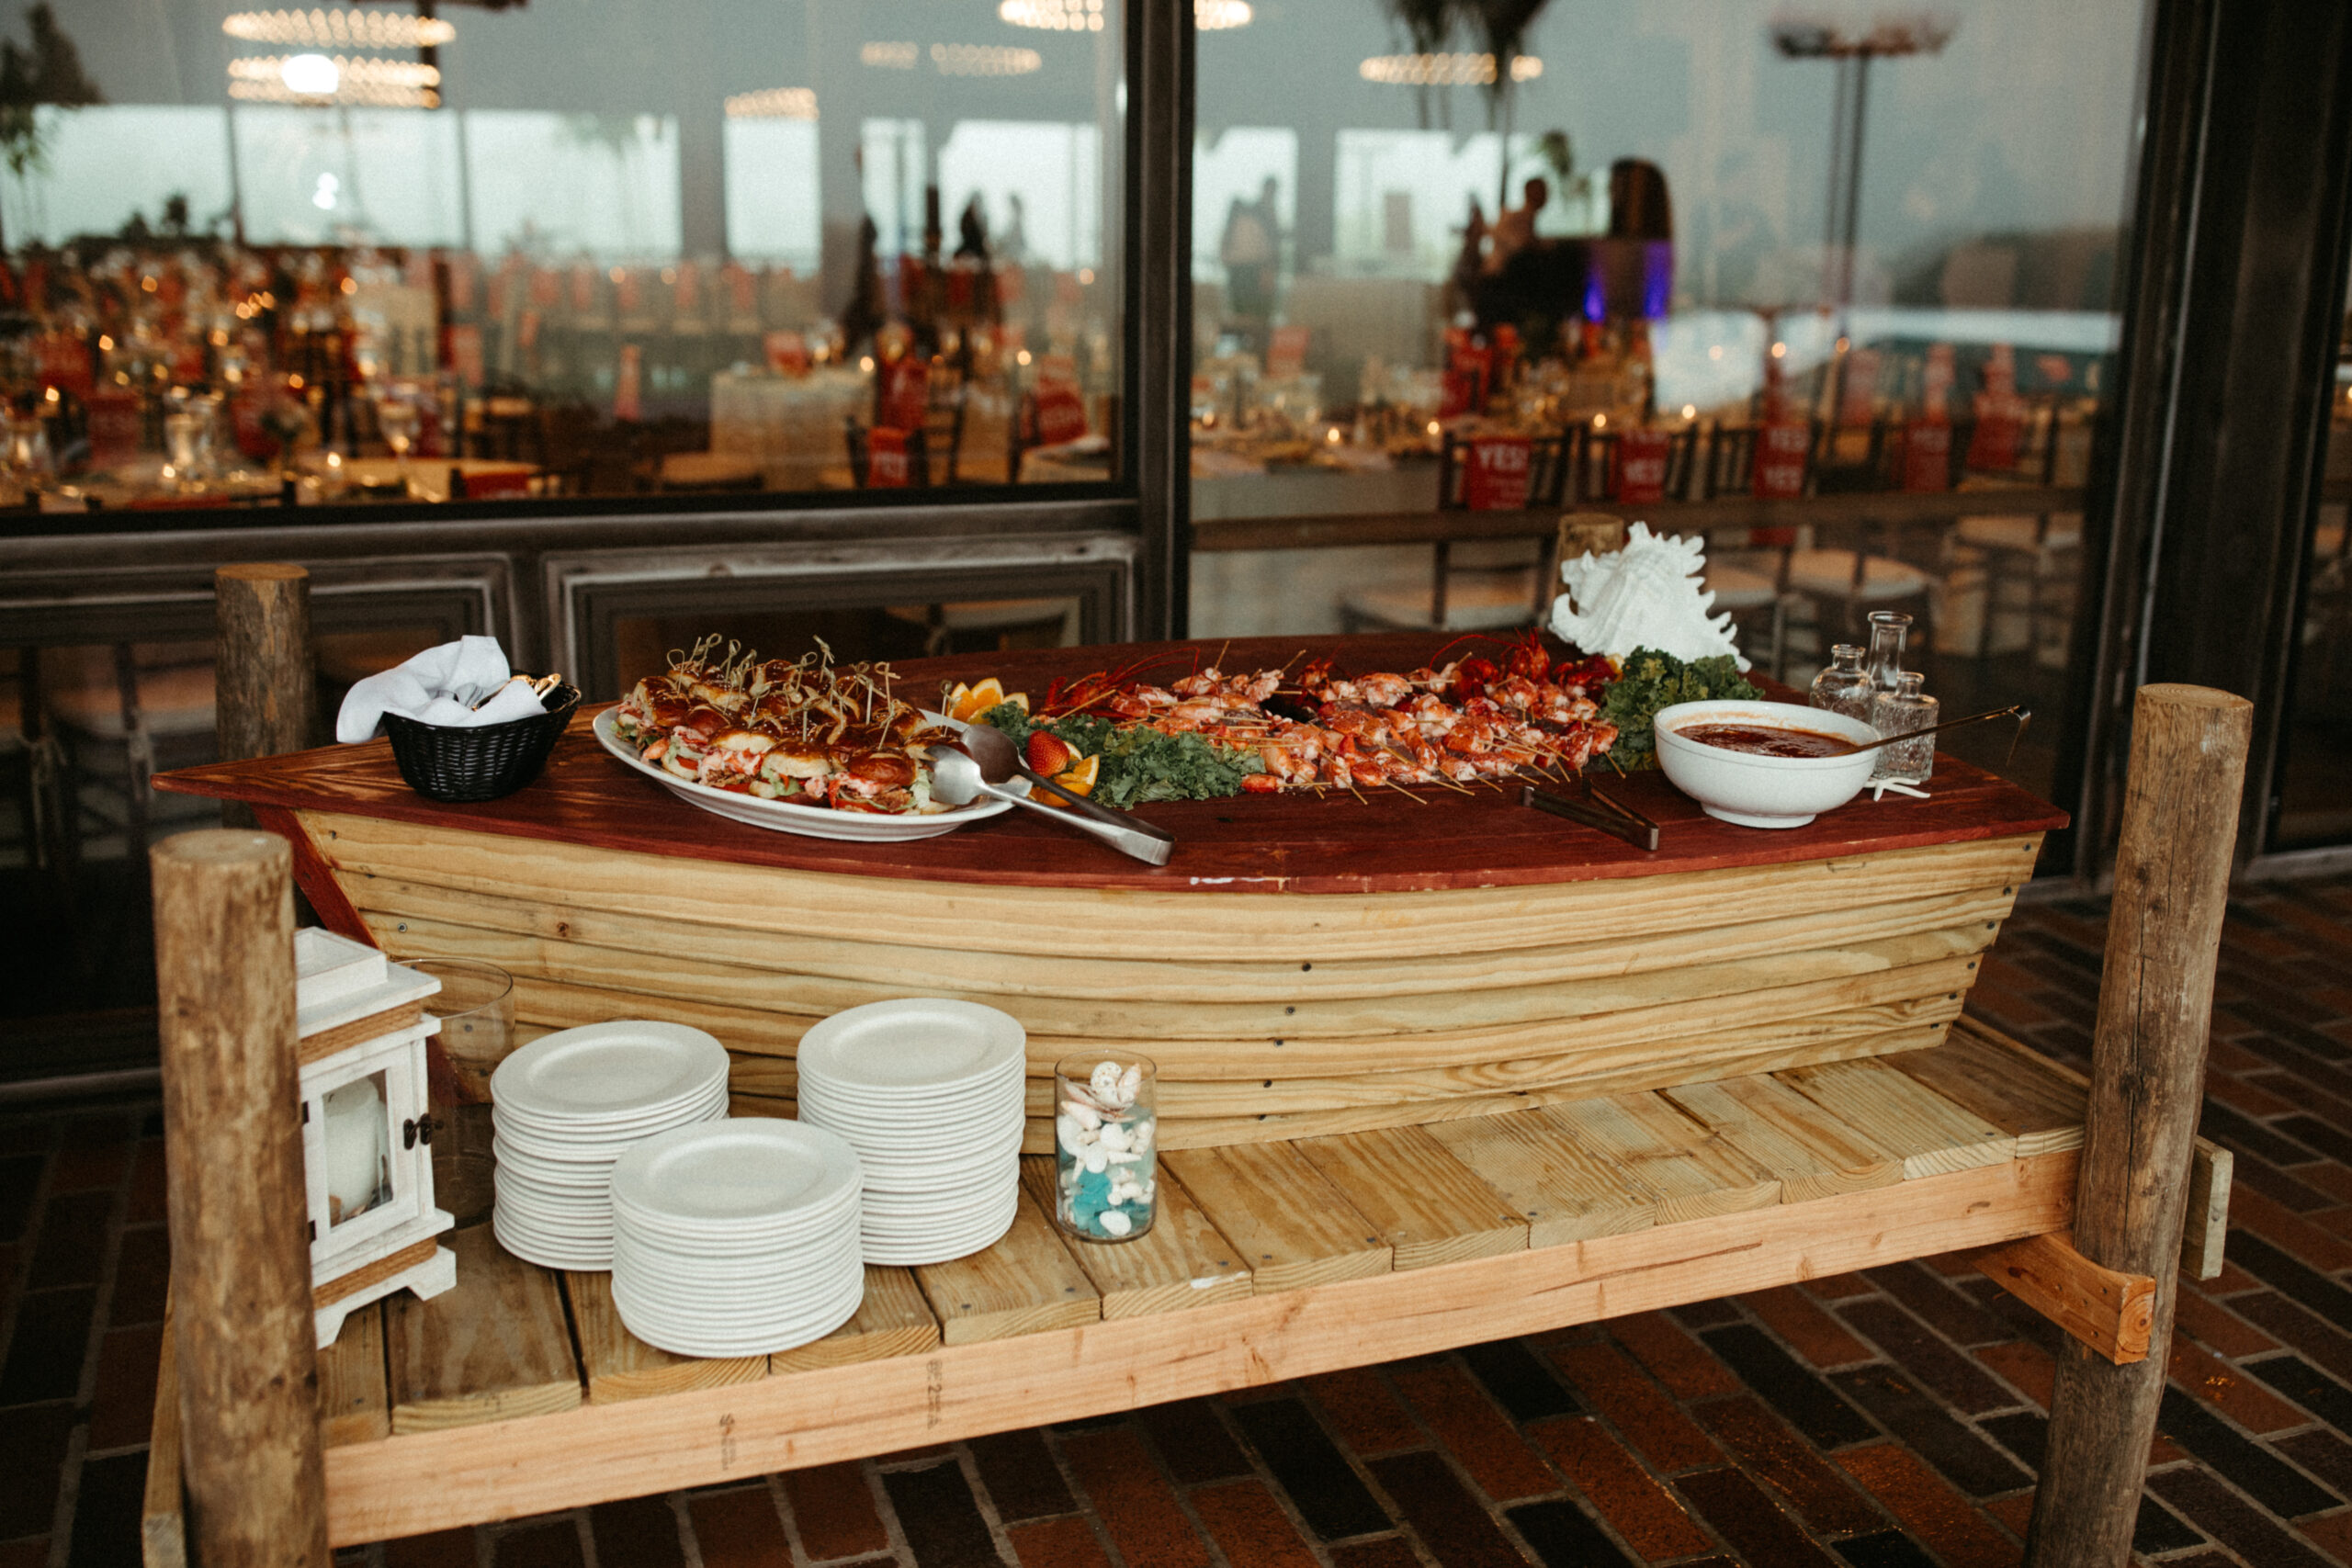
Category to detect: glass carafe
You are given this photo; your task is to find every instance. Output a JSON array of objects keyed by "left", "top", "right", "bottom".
[
  {"left": 1809, "top": 644, "right": 1871, "bottom": 722},
  {"left": 1870, "top": 671, "right": 1939, "bottom": 783}
]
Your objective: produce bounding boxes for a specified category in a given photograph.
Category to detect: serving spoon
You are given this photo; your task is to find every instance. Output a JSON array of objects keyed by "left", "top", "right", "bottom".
[
  {"left": 928, "top": 728, "right": 1174, "bottom": 865},
  {"left": 1843, "top": 704, "right": 2033, "bottom": 763}
]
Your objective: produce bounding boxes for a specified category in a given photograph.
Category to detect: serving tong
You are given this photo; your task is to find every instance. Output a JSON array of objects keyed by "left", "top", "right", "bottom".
[
  {"left": 1521, "top": 753, "right": 1661, "bottom": 852},
  {"left": 928, "top": 726, "right": 1175, "bottom": 865}
]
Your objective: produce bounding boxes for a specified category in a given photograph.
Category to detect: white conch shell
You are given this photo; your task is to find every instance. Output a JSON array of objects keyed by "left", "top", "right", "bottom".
[{"left": 1548, "top": 521, "right": 1750, "bottom": 671}]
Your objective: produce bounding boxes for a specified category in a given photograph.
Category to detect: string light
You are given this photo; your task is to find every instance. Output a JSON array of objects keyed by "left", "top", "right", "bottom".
[
  {"left": 998, "top": 0, "right": 1103, "bottom": 31},
  {"left": 1358, "top": 51, "right": 1542, "bottom": 85},
  {"left": 860, "top": 40, "right": 919, "bottom": 68},
  {"left": 223, "top": 8, "right": 454, "bottom": 49},
  {"left": 724, "top": 86, "right": 818, "bottom": 120},
  {"left": 929, "top": 42, "right": 1043, "bottom": 75},
  {"left": 1195, "top": 0, "right": 1253, "bottom": 28}
]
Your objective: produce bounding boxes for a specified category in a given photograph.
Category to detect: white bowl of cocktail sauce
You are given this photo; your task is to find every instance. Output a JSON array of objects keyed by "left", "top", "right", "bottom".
[{"left": 1653, "top": 700, "right": 1881, "bottom": 829}]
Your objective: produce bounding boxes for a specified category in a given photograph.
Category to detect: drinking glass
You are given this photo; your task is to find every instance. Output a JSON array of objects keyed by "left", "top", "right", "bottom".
[
  {"left": 1053, "top": 1053, "right": 1158, "bottom": 1243},
  {"left": 412, "top": 958, "right": 515, "bottom": 1226},
  {"left": 373, "top": 383, "right": 423, "bottom": 495}
]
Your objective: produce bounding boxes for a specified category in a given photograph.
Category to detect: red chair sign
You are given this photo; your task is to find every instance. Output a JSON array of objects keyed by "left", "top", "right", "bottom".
[
  {"left": 85, "top": 389, "right": 141, "bottom": 469},
  {"left": 880, "top": 355, "right": 929, "bottom": 433},
  {"left": 865, "top": 427, "right": 912, "bottom": 488},
  {"left": 1267, "top": 324, "right": 1310, "bottom": 378},
  {"left": 1463, "top": 435, "right": 1533, "bottom": 511},
  {"left": 1033, "top": 383, "right": 1088, "bottom": 446},
  {"left": 34, "top": 332, "right": 91, "bottom": 396},
  {"left": 1903, "top": 420, "right": 1952, "bottom": 492},
  {"left": 1440, "top": 344, "right": 1490, "bottom": 421},
  {"left": 1615, "top": 429, "right": 1670, "bottom": 505},
  {"left": 1967, "top": 391, "right": 2023, "bottom": 470},
  {"left": 763, "top": 331, "right": 809, "bottom": 377},
  {"left": 1753, "top": 421, "right": 1809, "bottom": 500}
]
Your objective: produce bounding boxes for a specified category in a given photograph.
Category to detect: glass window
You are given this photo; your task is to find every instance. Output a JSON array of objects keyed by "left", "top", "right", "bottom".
[
  {"left": 1188, "top": 0, "right": 2145, "bottom": 802},
  {"left": 2273, "top": 300, "right": 2352, "bottom": 851},
  {"left": 0, "top": 0, "right": 1125, "bottom": 510}
]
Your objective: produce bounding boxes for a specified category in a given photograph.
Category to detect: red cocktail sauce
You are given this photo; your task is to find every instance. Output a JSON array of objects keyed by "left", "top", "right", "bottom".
[{"left": 1676, "top": 723, "right": 1862, "bottom": 759}]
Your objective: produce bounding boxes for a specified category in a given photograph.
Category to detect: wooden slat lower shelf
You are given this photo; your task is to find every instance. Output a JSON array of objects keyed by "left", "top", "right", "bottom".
[
  {"left": 319, "top": 1148, "right": 2076, "bottom": 1544},
  {"left": 153, "top": 1018, "right": 2120, "bottom": 1548}
]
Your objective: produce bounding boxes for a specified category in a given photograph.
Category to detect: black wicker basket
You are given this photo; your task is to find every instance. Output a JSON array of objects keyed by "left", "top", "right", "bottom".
[{"left": 380, "top": 682, "right": 582, "bottom": 803}]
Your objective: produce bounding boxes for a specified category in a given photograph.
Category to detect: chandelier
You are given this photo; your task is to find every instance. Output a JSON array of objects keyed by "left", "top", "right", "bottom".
[
  {"left": 1358, "top": 51, "right": 1543, "bottom": 85},
  {"left": 999, "top": 0, "right": 1250, "bottom": 31},
  {"left": 228, "top": 53, "right": 442, "bottom": 107},
  {"left": 223, "top": 8, "right": 456, "bottom": 49},
  {"left": 724, "top": 87, "right": 819, "bottom": 120}
]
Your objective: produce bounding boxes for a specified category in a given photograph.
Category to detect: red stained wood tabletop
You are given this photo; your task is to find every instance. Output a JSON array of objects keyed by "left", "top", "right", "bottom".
[{"left": 155, "top": 633, "right": 2068, "bottom": 896}]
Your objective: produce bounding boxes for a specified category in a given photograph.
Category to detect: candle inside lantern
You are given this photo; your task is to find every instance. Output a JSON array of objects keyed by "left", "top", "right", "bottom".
[{"left": 322, "top": 1072, "right": 392, "bottom": 1226}]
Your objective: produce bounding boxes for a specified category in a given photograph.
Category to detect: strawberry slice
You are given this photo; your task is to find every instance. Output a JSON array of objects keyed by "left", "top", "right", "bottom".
[{"left": 1024, "top": 730, "right": 1079, "bottom": 776}]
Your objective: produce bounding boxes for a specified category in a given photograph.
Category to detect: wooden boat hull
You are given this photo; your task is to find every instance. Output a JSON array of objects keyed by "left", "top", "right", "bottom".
[{"left": 296, "top": 808, "right": 2042, "bottom": 1150}]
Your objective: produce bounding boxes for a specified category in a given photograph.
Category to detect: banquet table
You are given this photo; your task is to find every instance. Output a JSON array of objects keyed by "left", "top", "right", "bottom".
[{"left": 146, "top": 631, "right": 2225, "bottom": 1549}]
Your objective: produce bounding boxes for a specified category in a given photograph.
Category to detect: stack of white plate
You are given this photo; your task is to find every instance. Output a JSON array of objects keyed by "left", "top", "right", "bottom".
[
  {"left": 796, "top": 998, "right": 1027, "bottom": 1265},
  {"left": 490, "top": 1021, "right": 729, "bottom": 1269},
  {"left": 610, "top": 1119, "right": 865, "bottom": 1356}
]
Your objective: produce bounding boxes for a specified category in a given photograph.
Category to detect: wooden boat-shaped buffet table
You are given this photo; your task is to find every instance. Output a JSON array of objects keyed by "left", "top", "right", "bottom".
[
  {"left": 164, "top": 634, "right": 2065, "bottom": 1150},
  {"left": 153, "top": 633, "right": 2211, "bottom": 1549}
]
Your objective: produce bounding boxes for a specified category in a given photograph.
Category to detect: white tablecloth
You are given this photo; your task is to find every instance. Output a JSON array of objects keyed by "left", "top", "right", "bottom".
[{"left": 709, "top": 368, "right": 869, "bottom": 491}]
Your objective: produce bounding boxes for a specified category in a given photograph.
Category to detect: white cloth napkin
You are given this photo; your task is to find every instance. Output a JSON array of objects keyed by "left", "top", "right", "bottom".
[{"left": 335, "top": 637, "right": 548, "bottom": 742}]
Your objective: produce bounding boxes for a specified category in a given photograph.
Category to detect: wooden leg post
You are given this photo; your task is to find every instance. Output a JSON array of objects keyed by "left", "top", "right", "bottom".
[
  {"left": 153, "top": 829, "right": 330, "bottom": 1568},
  {"left": 215, "top": 563, "right": 315, "bottom": 828},
  {"left": 2024, "top": 683, "right": 2252, "bottom": 1566}
]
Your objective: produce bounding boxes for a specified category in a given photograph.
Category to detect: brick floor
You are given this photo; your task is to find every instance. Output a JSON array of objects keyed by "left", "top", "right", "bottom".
[{"left": 15, "top": 879, "right": 2352, "bottom": 1565}]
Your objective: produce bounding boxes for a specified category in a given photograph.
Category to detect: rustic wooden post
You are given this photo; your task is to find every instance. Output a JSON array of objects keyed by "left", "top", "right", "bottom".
[
  {"left": 215, "top": 564, "right": 315, "bottom": 828},
  {"left": 2025, "top": 683, "right": 2253, "bottom": 1566},
  {"left": 153, "top": 829, "right": 331, "bottom": 1568}
]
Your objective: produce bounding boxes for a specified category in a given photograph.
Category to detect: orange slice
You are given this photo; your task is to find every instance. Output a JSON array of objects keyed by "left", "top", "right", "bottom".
[
  {"left": 946, "top": 677, "right": 1001, "bottom": 722},
  {"left": 1035, "top": 752, "right": 1101, "bottom": 808}
]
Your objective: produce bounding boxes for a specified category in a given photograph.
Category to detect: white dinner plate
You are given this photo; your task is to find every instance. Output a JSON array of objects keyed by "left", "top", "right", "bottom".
[
  {"left": 612, "top": 1119, "right": 863, "bottom": 1228},
  {"left": 609, "top": 1201, "right": 861, "bottom": 1253},
  {"left": 493, "top": 1022, "right": 729, "bottom": 1123},
  {"left": 491, "top": 1106, "right": 727, "bottom": 1162},
  {"left": 795, "top": 1074, "right": 1027, "bottom": 1115},
  {"left": 796, "top": 999, "right": 1027, "bottom": 1096},
  {"left": 615, "top": 1245, "right": 864, "bottom": 1300},
  {"left": 797, "top": 1121, "right": 1024, "bottom": 1157},
  {"left": 614, "top": 1285, "right": 864, "bottom": 1335},
  {"left": 614, "top": 1286, "right": 865, "bottom": 1359},
  {"left": 493, "top": 1217, "right": 613, "bottom": 1270},
  {"left": 594, "top": 706, "right": 1022, "bottom": 841},
  {"left": 614, "top": 1235, "right": 863, "bottom": 1283},
  {"left": 494, "top": 1085, "right": 729, "bottom": 1136},
  {"left": 860, "top": 1210, "right": 1020, "bottom": 1266}
]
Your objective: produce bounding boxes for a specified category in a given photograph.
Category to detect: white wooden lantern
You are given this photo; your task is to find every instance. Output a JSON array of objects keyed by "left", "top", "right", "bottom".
[{"left": 295, "top": 929, "right": 457, "bottom": 1348}]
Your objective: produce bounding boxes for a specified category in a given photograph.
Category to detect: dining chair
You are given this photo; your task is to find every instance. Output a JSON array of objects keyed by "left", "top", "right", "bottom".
[
  {"left": 1337, "top": 431, "right": 1572, "bottom": 634},
  {"left": 845, "top": 422, "right": 934, "bottom": 490}
]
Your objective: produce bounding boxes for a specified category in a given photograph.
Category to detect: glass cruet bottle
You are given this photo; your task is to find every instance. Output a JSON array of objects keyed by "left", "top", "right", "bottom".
[
  {"left": 1809, "top": 644, "right": 1871, "bottom": 722},
  {"left": 1870, "top": 671, "right": 1939, "bottom": 783},
  {"left": 1864, "top": 610, "right": 1912, "bottom": 694}
]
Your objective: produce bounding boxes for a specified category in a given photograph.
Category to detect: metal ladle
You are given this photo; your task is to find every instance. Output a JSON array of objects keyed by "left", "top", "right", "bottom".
[
  {"left": 1844, "top": 704, "right": 2034, "bottom": 765},
  {"left": 928, "top": 728, "right": 1174, "bottom": 865}
]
